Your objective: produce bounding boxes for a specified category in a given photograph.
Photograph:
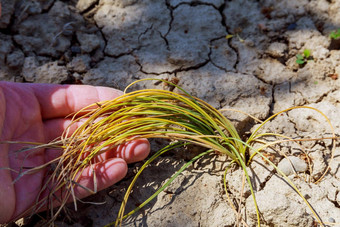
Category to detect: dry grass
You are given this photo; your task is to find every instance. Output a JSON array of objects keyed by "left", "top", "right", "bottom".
[{"left": 9, "top": 79, "right": 337, "bottom": 226}]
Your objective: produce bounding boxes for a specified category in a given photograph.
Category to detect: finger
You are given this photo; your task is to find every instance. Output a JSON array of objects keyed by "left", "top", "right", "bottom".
[
  {"left": 45, "top": 137, "right": 150, "bottom": 165},
  {"left": 41, "top": 139, "right": 149, "bottom": 209},
  {"left": 100, "top": 138, "right": 150, "bottom": 164},
  {"left": 74, "top": 158, "right": 128, "bottom": 198},
  {"left": 29, "top": 83, "right": 123, "bottom": 119},
  {"left": 43, "top": 118, "right": 84, "bottom": 162},
  {"left": 43, "top": 115, "right": 109, "bottom": 143},
  {"left": 44, "top": 115, "right": 113, "bottom": 142},
  {"left": 37, "top": 158, "right": 128, "bottom": 211},
  {"left": 44, "top": 118, "right": 83, "bottom": 142}
]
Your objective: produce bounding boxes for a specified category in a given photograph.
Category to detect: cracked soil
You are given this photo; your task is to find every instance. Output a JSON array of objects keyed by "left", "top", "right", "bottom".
[{"left": 1, "top": 0, "right": 340, "bottom": 226}]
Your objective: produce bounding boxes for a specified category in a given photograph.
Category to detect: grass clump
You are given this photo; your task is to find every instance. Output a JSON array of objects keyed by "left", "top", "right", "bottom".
[{"left": 9, "top": 79, "right": 337, "bottom": 226}]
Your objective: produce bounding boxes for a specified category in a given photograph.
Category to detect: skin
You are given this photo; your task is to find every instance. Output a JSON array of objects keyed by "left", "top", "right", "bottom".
[{"left": 0, "top": 82, "right": 150, "bottom": 223}]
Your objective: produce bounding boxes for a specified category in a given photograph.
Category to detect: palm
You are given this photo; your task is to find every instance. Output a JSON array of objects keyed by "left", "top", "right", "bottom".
[{"left": 0, "top": 82, "right": 150, "bottom": 223}]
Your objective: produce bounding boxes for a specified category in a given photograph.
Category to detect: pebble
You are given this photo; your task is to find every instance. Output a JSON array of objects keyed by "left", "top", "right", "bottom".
[
  {"left": 266, "top": 42, "right": 287, "bottom": 58},
  {"left": 277, "top": 156, "right": 308, "bottom": 176},
  {"left": 6, "top": 50, "right": 25, "bottom": 68}
]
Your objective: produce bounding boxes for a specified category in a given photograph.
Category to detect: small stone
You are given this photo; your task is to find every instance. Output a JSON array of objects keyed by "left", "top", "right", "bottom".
[
  {"left": 22, "top": 56, "right": 39, "bottom": 82},
  {"left": 277, "top": 156, "right": 308, "bottom": 176},
  {"left": 328, "top": 217, "right": 335, "bottom": 223},
  {"left": 35, "top": 61, "right": 69, "bottom": 84},
  {"left": 76, "top": 32, "right": 101, "bottom": 53},
  {"left": 67, "top": 55, "right": 91, "bottom": 73},
  {"left": 266, "top": 42, "right": 287, "bottom": 58},
  {"left": 6, "top": 50, "right": 25, "bottom": 68}
]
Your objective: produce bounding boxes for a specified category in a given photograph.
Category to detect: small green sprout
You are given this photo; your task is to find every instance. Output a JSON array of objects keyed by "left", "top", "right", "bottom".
[
  {"left": 225, "top": 34, "right": 245, "bottom": 43},
  {"left": 296, "top": 49, "right": 312, "bottom": 65},
  {"left": 329, "top": 29, "right": 340, "bottom": 40},
  {"left": 225, "top": 34, "right": 234, "bottom": 39}
]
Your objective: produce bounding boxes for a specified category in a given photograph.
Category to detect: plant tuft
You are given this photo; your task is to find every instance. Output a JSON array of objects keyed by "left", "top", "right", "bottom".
[
  {"left": 329, "top": 29, "right": 340, "bottom": 40},
  {"left": 296, "top": 49, "right": 312, "bottom": 65}
]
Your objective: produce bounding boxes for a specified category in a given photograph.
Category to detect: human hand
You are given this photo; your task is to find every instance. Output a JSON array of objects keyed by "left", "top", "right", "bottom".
[{"left": 0, "top": 82, "right": 150, "bottom": 223}]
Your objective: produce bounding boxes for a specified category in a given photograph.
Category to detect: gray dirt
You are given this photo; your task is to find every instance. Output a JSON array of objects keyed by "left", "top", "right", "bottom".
[{"left": 1, "top": 0, "right": 339, "bottom": 226}]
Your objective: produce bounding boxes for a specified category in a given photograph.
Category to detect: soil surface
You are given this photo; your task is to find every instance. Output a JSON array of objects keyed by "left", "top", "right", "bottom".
[{"left": 1, "top": 0, "right": 340, "bottom": 226}]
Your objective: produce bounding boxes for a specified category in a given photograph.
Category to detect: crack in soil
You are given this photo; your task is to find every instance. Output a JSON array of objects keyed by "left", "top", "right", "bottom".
[
  {"left": 136, "top": 56, "right": 210, "bottom": 76},
  {"left": 77, "top": 0, "right": 100, "bottom": 14}
]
